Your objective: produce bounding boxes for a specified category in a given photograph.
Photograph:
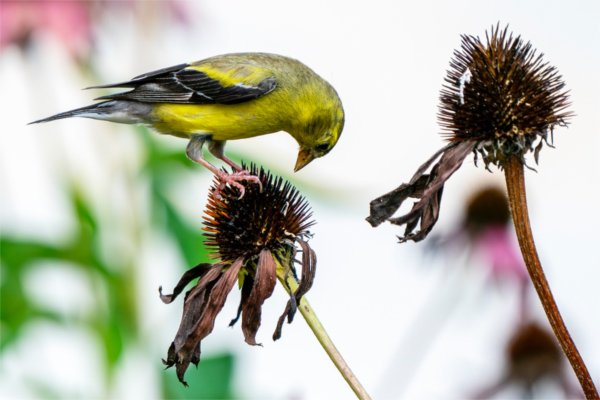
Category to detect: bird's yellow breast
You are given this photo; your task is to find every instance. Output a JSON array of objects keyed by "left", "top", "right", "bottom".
[{"left": 150, "top": 95, "right": 294, "bottom": 141}]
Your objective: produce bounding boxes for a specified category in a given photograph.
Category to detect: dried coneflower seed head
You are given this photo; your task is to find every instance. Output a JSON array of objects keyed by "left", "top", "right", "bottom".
[
  {"left": 203, "top": 164, "right": 314, "bottom": 262},
  {"left": 508, "top": 322, "right": 562, "bottom": 367},
  {"left": 161, "top": 166, "right": 318, "bottom": 385},
  {"left": 464, "top": 186, "right": 510, "bottom": 234},
  {"left": 439, "top": 24, "right": 572, "bottom": 167},
  {"left": 368, "top": 24, "right": 572, "bottom": 242}
]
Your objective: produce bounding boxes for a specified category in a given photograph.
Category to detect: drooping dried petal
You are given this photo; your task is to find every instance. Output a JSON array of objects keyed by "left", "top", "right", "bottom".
[
  {"left": 274, "top": 239, "right": 317, "bottom": 340},
  {"left": 241, "top": 249, "right": 277, "bottom": 345},
  {"left": 162, "top": 265, "right": 222, "bottom": 384},
  {"left": 229, "top": 274, "right": 253, "bottom": 328},
  {"left": 367, "top": 141, "right": 474, "bottom": 242},
  {"left": 163, "top": 259, "right": 243, "bottom": 385},
  {"left": 294, "top": 239, "right": 317, "bottom": 300},
  {"left": 159, "top": 263, "right": 214, "bottom": 304}
]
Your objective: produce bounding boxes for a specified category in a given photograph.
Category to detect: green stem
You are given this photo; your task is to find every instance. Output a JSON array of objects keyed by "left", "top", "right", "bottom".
[
  {"left": 504, "top": 156, "right": 598, "bottom": 399},
  {"left": 276, "top": 269, "right": 372, "bottom": 400}
]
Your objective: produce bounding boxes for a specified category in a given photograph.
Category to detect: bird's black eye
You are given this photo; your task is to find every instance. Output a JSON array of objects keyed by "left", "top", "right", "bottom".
[{"left": 315, "top": 143, "right": 330, "bottom": 153}]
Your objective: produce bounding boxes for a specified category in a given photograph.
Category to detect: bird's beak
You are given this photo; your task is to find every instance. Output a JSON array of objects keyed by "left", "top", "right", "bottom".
[{"left": 294, "top": 148, "right": 315, "bottom": 172}]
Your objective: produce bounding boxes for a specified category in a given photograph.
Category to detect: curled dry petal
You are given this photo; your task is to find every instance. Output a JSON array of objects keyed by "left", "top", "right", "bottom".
[
  {"left": 274, "top": 239, "right": 317, "bottom": 340},
  {"left": 159, "top": 263, "right": 214, "bottom": 304},
  {"left": 367, "top": 140, "right": 475, "bottom": 242},
  {"left": 163, "top": 259, "right": 244, "bottom": 385},
  {"left": 228, "top": 276, "right": 253, "bottom": 328},
  {"left": 241, "top": 249, "right": 277, "bottom": 345}
]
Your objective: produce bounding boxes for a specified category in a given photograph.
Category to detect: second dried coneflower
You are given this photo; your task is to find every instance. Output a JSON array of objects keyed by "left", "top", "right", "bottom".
[
  {"left": 367, "top": 24, "right": 571, "bottom": 241},
  {"left": 367, "top": 24, "right": 597, "bottom": 398}
]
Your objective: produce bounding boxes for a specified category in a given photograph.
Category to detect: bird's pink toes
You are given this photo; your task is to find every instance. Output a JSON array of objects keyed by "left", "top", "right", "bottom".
[{"left": 212, "top": 170, "right": 262, "bottom": 199}]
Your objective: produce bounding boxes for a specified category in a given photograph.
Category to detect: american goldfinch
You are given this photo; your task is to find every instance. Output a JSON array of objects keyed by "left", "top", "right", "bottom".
[{"left": 30, "top": 53, "right": 345, "bottom": 193}]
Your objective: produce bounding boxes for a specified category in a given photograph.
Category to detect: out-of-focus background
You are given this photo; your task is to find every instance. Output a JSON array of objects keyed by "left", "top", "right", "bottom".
[{"left": 1, "top": 1, "right": 599, "bottom": 399}]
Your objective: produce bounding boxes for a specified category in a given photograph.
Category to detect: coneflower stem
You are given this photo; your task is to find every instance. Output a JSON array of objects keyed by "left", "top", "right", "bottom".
[
  {"left": 276, "top": 269, "right": 372, "bottom": 400},
  {"left": 504, "top": 156, "right": 599, "bottom": 399}
]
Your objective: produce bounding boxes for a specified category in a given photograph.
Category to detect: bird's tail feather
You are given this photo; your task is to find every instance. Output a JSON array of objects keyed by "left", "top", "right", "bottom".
[
  {"left": 29, "top": 101, "right": 125, "bottom": 124},
  {"left": 29, "top": 101, "right": 148, "bottom": 125}
]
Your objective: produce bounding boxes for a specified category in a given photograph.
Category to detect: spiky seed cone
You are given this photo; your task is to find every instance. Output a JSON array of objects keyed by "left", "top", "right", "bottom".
[
  {"left": 439, "top": 24, "right": 572, "bottom": 167},
  {"left": 203, "top": 165, "right": 314, "bottom": 263}
]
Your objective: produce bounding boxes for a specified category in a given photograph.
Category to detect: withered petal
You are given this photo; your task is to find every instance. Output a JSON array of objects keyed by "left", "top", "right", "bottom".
[
  {"left": 229, "top": 275, "right": 253, "bottom": 327},
  {"left": 367, "top": 140, "right": 475, "bottom": 242},
  {"left": 273, "top": 302, "right": 293, "bottom": 341},
  {"left": 367, "top": 142, "right": 456, "bottom": 227},
  {"left": 164, "top": 266, "right": 221, "bottom": 385},
  {"left": 273, "top": 240, "right": 316, "bottom": 341},
  {"left": 241, "top": 249, "right": 277, "bottom": 345},
  {"left": 166, "top": 259, "right": 243, "bottom": 385},
  {"left": 295, "top": 239, "right": 317, "bottom": 300},
  {"left": 159, "top": 263, "right": 214, "bottom": 304}
]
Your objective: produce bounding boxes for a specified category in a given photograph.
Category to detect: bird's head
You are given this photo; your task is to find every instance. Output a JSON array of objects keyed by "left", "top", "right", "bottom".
[{"left": 293, "top": 97, "right": 345, "bottom": 172}]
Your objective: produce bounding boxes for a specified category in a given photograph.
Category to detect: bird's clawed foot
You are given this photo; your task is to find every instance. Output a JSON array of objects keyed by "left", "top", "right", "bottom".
[{"left": 212, "top": 169, "right": 262, "bottom": 199}]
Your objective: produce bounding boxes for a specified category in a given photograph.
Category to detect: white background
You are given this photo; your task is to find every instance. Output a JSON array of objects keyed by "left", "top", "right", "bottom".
[{"left": 1, "top": 1, "right": 599, "bottom": 399}]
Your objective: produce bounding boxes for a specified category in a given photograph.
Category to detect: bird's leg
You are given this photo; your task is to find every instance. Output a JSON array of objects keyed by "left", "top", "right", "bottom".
[
  {"left": 207, "top": 140, "right": 243, "bottom": 171},
  {"left": 186, "top": 134, "right": 259, "bottom": 198},
  {"left": 208, "top": 140, "right": 262, "bottom": 193}
]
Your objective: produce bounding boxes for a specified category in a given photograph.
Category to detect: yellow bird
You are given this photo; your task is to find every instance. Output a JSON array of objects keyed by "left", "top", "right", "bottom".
[{"left": 30, "top": 53, "right": 345, "bottom": 194}]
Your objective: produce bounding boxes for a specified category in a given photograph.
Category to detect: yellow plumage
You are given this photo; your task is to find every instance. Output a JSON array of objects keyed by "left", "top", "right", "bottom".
[{"left": 31, "top": 53, "right": 345, "bottom": 177}]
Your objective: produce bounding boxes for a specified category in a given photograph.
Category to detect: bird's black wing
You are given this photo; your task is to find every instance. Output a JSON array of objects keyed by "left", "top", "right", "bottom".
[{"left": 89, "top": 63, "right": 277, "bottom": 105}]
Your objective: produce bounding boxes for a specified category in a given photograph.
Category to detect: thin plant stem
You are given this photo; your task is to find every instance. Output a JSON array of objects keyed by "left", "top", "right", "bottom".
[
  {"left": 276, "top": 268, "right": 372, "bottom": 400},
  {"left": 504, "top": 156, "right": 599, "bottom": 399}
]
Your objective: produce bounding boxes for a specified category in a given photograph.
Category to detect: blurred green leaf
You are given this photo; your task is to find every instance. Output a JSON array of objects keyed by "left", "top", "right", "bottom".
[
  {"left": 1, "top": 239, "right": 66, "bottom": 349},
  {"left": 162, "top": 352, "right": 236, "bottom": 400}
]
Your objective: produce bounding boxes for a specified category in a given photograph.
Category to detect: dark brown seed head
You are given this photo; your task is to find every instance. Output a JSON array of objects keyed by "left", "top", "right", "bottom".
[
  {"left": 203, "top": 165, "right": 314, "bottom": 263},
  {"left": 464, "top": 186, "right": 510, "bottom": 234},
  {"left": 439, "top": 24, "right": 572, "bottom": 167},
  {"left": 162, "top": 167, "right": 318, "bottom": 385}
]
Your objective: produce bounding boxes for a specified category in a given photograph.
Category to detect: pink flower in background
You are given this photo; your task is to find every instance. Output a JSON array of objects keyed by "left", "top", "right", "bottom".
[
  {"left": 424, "top": 186, "right": 530, "bottom": 320},
  {"left": 428, "top": 186, "right": 528, "bottom": 287},
  {"left": 477, "top": 226, "right": 527, "bottom": 284},
  {"left": 0, "top": 0, "right": 93, "bottom": 58},
  {"left": 460, "top": 186, "right": 530, "bottom": 320},
  {"left": 0, "top": 0, "right": 192, "bottom": 59}
]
